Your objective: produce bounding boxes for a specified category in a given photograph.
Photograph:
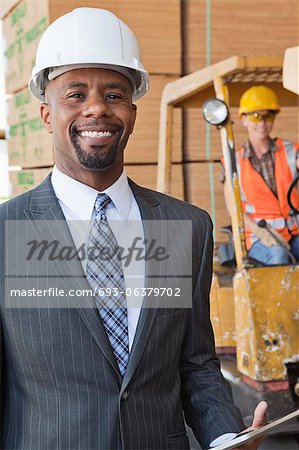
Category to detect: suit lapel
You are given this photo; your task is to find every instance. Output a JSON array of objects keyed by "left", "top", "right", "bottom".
[
  {"left": 24, "top": 175, "right": 120, "bottom": 376},
  {"left": 121, "top": 181, "right": 168, "bottom": 390}
]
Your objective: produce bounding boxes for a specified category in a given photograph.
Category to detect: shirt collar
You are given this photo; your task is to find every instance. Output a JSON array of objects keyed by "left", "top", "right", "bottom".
[
  {"left": 242, "top": 138, "right": 278, "bottom": 159},
  {"left": 51, "top": 166, "right": 132, "bottom": 220}
]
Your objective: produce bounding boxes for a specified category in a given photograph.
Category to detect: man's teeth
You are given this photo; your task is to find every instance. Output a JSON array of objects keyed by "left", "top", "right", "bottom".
[{"left": 79, "top": 131, "right": 113, "bottom": 138}]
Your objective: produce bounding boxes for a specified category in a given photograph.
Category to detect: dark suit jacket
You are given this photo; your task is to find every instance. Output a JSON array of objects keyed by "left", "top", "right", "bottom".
[{"left": 0, "top": 175, "right": 244, "bottom": 450}]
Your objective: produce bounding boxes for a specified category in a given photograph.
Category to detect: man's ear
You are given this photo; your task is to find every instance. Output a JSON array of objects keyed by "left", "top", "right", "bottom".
[
  {"left": 130, "top": 104, "right": 137, "bottom": 134},
  {"left": 40, "top": 103, "right": 52, "bottom": 134}
]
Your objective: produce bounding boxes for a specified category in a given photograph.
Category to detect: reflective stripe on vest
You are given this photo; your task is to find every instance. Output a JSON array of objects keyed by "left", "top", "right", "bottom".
[
  {"left": 235, "top": 154, "right": 256, "bottom": 214},
  {"left": 287, "top": 214, "right": 299, "bottom": 230},
  {"left": 254, "top": 217, "right": 286, "bottom": 229},
  {"left": 285, "top": 140, "right": 297, "bottom": 178}
]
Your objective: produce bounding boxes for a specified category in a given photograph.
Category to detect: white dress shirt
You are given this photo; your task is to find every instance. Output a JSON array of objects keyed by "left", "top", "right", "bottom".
[{"left": 51, "top": 166, "right": 143, "bottom": 351}]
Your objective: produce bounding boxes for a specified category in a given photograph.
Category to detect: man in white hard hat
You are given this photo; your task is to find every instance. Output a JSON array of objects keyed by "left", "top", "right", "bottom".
[{"left": 0, "top": 8, "right": 267, "bottom": 450}]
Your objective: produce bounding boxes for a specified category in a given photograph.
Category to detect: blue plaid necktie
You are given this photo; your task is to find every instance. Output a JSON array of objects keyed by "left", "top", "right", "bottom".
[{"left": 86, "top": 193, "right": 129, "bottom": 376}]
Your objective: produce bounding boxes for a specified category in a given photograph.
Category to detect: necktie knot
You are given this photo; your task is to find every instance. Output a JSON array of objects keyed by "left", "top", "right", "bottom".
[{"left": 94, "top": 193, "right": 111, "bottom": 219}]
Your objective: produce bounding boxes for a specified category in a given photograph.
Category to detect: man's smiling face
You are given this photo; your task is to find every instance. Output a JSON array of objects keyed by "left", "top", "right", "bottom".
[{"left": 41, "top": 68, "right": 137, "bottom": 185}]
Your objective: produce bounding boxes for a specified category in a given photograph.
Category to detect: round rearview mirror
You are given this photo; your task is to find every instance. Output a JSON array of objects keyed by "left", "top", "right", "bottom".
[{"left": 202, "top": 98, "right": 229, "bottom": 126}]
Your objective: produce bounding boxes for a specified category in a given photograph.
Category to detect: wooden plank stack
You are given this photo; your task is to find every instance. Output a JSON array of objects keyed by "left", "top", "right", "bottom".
[
  {"left": 182, "top": 0, "right": 299, "bottom": 74},
  {"left": 2, "top": 0, "right": 182, "bottom": 197}
]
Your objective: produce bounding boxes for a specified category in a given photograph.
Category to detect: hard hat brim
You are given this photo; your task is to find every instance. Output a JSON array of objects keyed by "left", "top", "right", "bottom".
[{"left": 29, "top": 63, "right": 149, "bottom": 102}]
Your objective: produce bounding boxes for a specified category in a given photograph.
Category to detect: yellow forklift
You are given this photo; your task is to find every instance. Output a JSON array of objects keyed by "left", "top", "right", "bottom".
[{"left": 157, "top": 55, "right": 299, "bottom": 432}]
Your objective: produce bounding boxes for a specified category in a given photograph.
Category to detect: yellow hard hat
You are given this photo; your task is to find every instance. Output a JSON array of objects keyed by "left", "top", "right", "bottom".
[{"left": 239, "top": 85, "right": 280, "bottom": 116}]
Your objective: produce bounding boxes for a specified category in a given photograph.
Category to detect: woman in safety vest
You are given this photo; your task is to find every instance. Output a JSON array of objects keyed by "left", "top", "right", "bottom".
[{"left": 234, "top": 85, "right": 299, "bottom": 265}]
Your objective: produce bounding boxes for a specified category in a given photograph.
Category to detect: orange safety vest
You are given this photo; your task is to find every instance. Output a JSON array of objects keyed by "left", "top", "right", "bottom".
[{"left": 235, "top": 138, "right": 299, "bottom": 250}]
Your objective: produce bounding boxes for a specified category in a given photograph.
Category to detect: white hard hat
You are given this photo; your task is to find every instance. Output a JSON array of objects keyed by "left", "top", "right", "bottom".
[{"left": 29, "top": 8, "right": 149, "bottom": 102}]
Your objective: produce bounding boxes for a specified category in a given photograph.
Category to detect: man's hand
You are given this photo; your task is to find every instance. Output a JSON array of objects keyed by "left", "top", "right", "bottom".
[
  {"left": 235, "top": 401, "right": 268, "bottom": 450},
  {"left": 252, "top": 224, "right": 290, "bottom": 249},
  {"left": 252, "top": 224, "right": 278, "bottom": 247},
  {"left": 268, "top": 229, "right": 290, "bottom": 250}
]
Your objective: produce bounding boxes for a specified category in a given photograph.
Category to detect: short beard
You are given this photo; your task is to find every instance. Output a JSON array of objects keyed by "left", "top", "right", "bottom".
[{"left": 71, "top": 128, "right": 122, "bottom": 170}]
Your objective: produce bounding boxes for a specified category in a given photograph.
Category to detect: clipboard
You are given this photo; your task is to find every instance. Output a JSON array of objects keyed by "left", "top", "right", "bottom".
[{"left": 207, "top": 409, "right": 299, "bottom": 450}]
